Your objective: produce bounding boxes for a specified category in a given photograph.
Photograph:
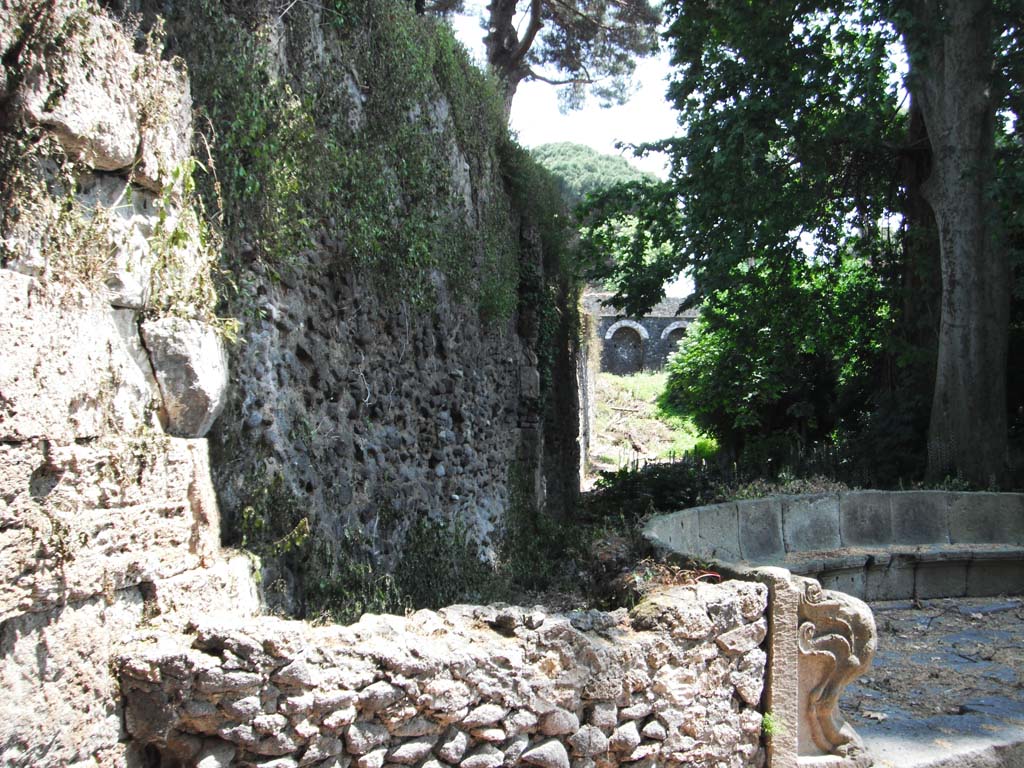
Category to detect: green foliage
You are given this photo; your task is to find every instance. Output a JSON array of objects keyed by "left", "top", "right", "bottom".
[
  {"left": 531, "top": 142, "right": 655, "bottom": 203},
  {"left": 238, "top": 471, "right": 311, "bottom": 557},
  {"left": 762, "top": 712, "right": 781, "bottom": 738},
  {"left": 173, "top": 0, "right": 519, "bottom": 317},
  {"left": 660, "top": 254, "right": 889, "bottom": 461},
  {"left": 484, "top": 0, "right": 661, "bottom": 110},
  {"left": 394, "top": 516, "right": 503, "bottom": 609},
  {"left": 303, "top": 531, "right": 409, "bottom": 625},
  {"left": 586, "top": 459, "right": 714, "bottom": 521}
]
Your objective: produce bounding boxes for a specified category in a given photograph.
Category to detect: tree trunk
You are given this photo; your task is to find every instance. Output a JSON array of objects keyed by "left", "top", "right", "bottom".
[{"left": 903, "top": 0, "right": 1009, "bottom": 485}]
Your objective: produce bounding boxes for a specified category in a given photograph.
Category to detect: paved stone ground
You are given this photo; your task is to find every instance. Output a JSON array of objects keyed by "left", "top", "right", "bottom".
[{"left": 840, "top": 597, "right": 1024, "bottom": 767}]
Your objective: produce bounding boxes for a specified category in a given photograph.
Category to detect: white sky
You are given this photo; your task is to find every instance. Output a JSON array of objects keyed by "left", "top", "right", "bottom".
[
  {"left": 449, "top": 11, "right": 693, "bottom": 296},
  {"left": 449, "top": 12, "right": 679, "bottom": 179}
]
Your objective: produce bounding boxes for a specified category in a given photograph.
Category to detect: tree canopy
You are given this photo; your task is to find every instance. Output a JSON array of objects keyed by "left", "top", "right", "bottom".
[
  {"left": 582, "top": 0, "right": 1023, "bottom": 484},
  {"left": 481, "top": 0, "right": 662, "bottom": 113},
  {"left": 531, "top": 142, "right": 656, "bottom": 202}
]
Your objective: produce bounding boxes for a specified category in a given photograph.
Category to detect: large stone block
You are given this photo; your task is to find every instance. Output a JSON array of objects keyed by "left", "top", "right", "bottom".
[
  {"left": 643, "top": 509, "right": 698, "bottom": 557},
  {"left": 0, "top": 270, "right": 160, "bottom": 441},
  {"left": 0, "top": 592, "right": 144, "bottom": 768},
  {"left": 698, "top": 503, "right": 741, "bottom": 563},
  {"left": 966, "top": 559, "right": 1024, "bottom": 597},
  {"left": 142, "top": 318, "right": 228, "bottom": 438},
  {"left": 13, "top": 4, "right": 191, "bottom": 188},
  {"left": 889, "top": 492, "right": 949, "bottom": 545},
  {"left": 863, "top": 555, "right": 916, "bottom": 601},
  {"left": 914, "top": 562, "right": 967, "bottom": 599},
  {"left": 0, "top": 437, "right": 220, "bottom": 622},
  {"left": 782, "top": 494, "right": 841, "bottom": 553},
  {"left": 839, "top": 491, "right": 893, "bottom": 547},
  {"left": 738, "top": 498, "right": 784, "bottom": 563},
  {"left": 948, "top": 492, "right": 1024, "bottom": 545}
]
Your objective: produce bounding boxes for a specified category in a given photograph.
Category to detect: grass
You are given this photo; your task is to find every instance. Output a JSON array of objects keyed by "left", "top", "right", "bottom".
[{"left": 589, "top": 371, "right": 715, "bottom": 476}]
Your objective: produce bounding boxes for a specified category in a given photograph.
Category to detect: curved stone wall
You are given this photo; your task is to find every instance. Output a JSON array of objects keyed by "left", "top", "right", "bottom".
[{"left": 644, "top": 491, "right": 1024, "bottom": 601}]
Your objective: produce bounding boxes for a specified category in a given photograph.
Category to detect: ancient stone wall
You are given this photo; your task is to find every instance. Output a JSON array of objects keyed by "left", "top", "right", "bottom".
[
  {"left": 1, "top": 3, "right": 260, "bottom": 764},
  {"left": 130, "top": 0, "right": 584, "bottom": 614},
  {"left": 118, "top": 583, "right": 769, "bottom": 768}
]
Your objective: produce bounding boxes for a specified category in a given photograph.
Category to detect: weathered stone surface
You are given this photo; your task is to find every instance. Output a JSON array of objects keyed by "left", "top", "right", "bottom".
[
  {"left": 463, "top": 704, "right": 508, "bottom": 728},
  {"left": 715, "top": 618, "right": 767, "bottom": 656},
  {"left": 567, "top": 726, "right": 608, "bottom": 756},
  {"left": 539, "top": 709, "right": 579, "bottom": 736},
  {"left": 698, "top": 503, "right": 741, "bottom": 563},
  {"left": 839, "top": 491, "right": 893, "bottom": 547},
  {"left": 346, "top": 723, "right": 390, "bottom": 755},
  {"left": 0, "top": 270, "right": 160, "bottom": 441},
  {"left": 142, "top": 317, "right": 228, "bottom": 437},
  {"left": 119, "top": 584, "right": 767, "bottom": 768},
  {"left": 460, "top": 744, "right": 504, "bottom": 768},
  {"left": 608, "top": 722, "right": 641, "bottom": 753},
  {"left": 890, "top": 492, "right": 950, "bottom": 545},
  {"left": 949, "top": 492, "right": 1024, "bottom": 545},
  {"left": 0, "top": 437, "right": 220, "bottom": 622},
  {"left": 587, "top": 703, "right": 617, "bottom": 729},
  {"left": 521, "top": 740, "right": 570, "bottom": 768},
  {"left": 0, "top": 593, "right": 143, "bottom": 766},
  {"left": 387, "top": 736, "right": 436, "bottom": 764},
  {"left": 738, "top": 498, "right": 785, "bottom": 562},
  {"left": 14, "top": 4, "right": 190, "bottom": 187},
  {"left": 17, "top": 9, "right": 141, "bottom": 170},
  {"left": 782, "top": 494, "right": 841, "bottom": 553},
  {"left": 436, "top": 728, "right": 470, "bottom": 763}
]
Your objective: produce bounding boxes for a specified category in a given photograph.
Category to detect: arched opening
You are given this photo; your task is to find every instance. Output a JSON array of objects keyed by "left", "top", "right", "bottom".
[
  {"left": 608, "top": 326, "right": 644, "bottom": 374},
  {"left": 666, "top": 327, "right": 687, "bottom": 351}
]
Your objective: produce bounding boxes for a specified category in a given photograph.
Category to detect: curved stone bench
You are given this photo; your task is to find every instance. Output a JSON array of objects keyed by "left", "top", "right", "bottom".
[{"left": 643, "top": 490, "right": 1024, "bottom": 601}]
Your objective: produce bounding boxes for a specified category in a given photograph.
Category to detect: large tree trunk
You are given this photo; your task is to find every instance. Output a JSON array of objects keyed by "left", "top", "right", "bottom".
[{"left": 903, "top": 0, "right": 1009, "bottom": 485}]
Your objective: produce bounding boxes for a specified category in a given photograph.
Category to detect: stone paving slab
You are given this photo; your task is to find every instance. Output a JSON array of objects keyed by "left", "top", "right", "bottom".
[{"left": 841, "top": 597, "right": 1024, "bottom": 768}]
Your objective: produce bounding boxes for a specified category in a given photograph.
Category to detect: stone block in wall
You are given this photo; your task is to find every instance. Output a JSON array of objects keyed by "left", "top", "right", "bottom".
[
  {"left": 948, "top": 492, "right": 1024, "bottom": 545},
  {"left": 12, "top": 3, "right": 191, "bottom": 189},
  {"left": 738, "top": 498, "right": 784, "bottom": 563},
  {"left": 119, "top": 583, "right": 768, "bottom": 768},
  {"left": 0, "top": 436, "right": 220, "bottom": 622},
  {"left": 966, "top": 559, "right": 1024, "bottom": 597},
  {"left": 839, "top": 491, "right": 893, "bottom": 547},
  {"left": 0, "top": 591, "right": 145, "bottom": 767},
  {"left": 863, "top": 554, "right": 916, "bottom": 602},
  {"left": 782, "top": 494, "right": 841, "bottom": 553},
  {"left": 0, "top": 270, "right": 162, "bottom": 441},
  {"left": 142, "top": 317, "right": 228, "bottom": 438},
  {"left": 889, "top": 492, "right": 950, "bottom": 545},
  {"left": 697, "top": 503, "right": 741, "bottom": 562},
  {"left": 915, "top": 561, "right": 967, "bottom": 599}
]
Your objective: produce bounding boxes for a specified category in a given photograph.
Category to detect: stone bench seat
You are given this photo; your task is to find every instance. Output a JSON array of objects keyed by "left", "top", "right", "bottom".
[
  {"left": 778, "top": 543, "right": 1024, "bottom": 601},
  {"left": 644, "top": 491, "right": 1024, "bottom": 602}
]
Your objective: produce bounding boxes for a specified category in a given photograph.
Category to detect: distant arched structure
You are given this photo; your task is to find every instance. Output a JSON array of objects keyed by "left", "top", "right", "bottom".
[
  {"left": 604, "top": 319, "right": 650, "bottom": 341},
  {"left": 606, "top": 326, "right": 645, "bottom": 374},
  {"left": 660, "top": 320, "right": 689, "bottom": 340},
  {"left": 586, "top": 292, "right": 700, "bottom": 374}
]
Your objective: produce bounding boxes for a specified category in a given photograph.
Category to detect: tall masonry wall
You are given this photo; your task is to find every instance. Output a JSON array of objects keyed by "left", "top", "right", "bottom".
[{"left": 1, "top": 3, "right": 773, "bottom": 767}]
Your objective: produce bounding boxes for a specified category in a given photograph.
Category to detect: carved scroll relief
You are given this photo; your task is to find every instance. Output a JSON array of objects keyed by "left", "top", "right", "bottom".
[{"left": 795, "top": 576, "right": 877, "bottom": 760}]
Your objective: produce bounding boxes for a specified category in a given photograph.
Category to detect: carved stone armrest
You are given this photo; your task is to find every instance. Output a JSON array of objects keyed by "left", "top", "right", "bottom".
[{"left": 795, "top": 575, "right": 877, "bottom": 763}]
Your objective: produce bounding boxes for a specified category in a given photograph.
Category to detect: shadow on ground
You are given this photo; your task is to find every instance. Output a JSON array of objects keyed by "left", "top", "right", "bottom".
[{"left": 841, "top": 597, "right": 1024, "bottom": 767}]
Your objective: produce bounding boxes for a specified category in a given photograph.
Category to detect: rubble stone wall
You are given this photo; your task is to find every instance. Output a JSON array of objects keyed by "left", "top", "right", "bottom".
[{"left": 118, "top": 583, "right": 769, "bottom": 768}]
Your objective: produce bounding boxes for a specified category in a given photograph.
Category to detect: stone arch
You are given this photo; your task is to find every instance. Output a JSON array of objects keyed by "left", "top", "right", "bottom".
[
  {"left": 606, "top": 325, "right": 645, "bottom": 374},
  {"left": 660, "top": 320, "right": 690, "bottom": 340},
  {"left": 661, "top": 320, "right": 690, "bottom": 354},
  {"left": 604, "top": 319, "right": 649, "bottom": 340}
]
